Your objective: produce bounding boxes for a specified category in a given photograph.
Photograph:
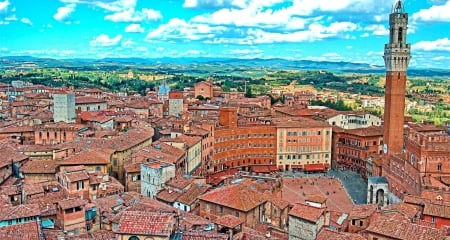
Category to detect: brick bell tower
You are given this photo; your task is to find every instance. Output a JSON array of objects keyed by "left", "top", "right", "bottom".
[{"left": 382, "top": 0, "right": 410, "bottom": 160}]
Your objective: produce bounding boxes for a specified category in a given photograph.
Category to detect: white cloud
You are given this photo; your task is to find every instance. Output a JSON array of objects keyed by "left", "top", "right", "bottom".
[
  {"left": 0, "top": 0, "right": 9, "bottom": 12},
  {"left": 413, "top": 1, "right": 450, "bottom": 22},
  {"left": 5, "top": 14, "right": 16, "bottom": 21},
  {"left": 360, "top": 32, "right": 369, "bottom": 38},
  {"left": 228, "top": 48, "right": 263, "bottom": 54},
  {"left": 54, "top": 4, "right": 76, "bottom": 21},
  {"left": 183, "top": 0, "right": 255, "bottom": 9},
  {"left": 104, "top": 8, "right": 162, "bottom": 22},
  {"left": 89, "top": 34, "right": 123, "bottom": 47},
  {"left": 20, "top": 17, "right": 32, "bottom": 26},
  {"left": 306, "top": 52, "right": 344, "bottom": 62},
  {"left": 121, "top": 39, "right": 134, "bottom": 47},
  {"left": 146, "top": 18, "right": 227, "bottom": 41},
  {"left": 364, "top": 24, "right": 389, "bottom": 36},
  {"left": 125, "top": 23, "right": 144, "bottom": 33},
  {"left": 412, "top": 38, "right": 450, "bottom": 51}
]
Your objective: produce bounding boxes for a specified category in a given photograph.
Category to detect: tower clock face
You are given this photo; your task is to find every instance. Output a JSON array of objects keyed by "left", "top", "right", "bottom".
[{"left": 383, "top": 144, "right": 388, "bottom": 154}]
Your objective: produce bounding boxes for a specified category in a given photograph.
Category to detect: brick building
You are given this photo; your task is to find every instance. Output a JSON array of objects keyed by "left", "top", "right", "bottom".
[
  {"left": 333, "top": 126, "right": 383, "bottom": 179},
  {"left": 211, "top": 107, "right": 277, "bottom": 173}
]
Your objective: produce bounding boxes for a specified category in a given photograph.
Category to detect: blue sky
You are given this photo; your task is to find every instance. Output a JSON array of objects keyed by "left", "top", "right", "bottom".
[{"left": 0, "top": 0, "right": 449, "bottom": 69}]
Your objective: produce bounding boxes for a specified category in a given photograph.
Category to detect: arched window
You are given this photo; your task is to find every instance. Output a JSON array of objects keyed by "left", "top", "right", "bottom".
[
  {"left": 128, "top": 236, "right": 139, "bottom": 240},
  {"left": 398, "top": 27, "right": 403, "bottom": 43}
]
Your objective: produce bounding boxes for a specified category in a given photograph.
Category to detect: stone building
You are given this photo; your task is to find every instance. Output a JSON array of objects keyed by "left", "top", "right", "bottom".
[
  {"left": 53, "top": 93, "right": 76, "bottom": 123},
  {"left": 288, "top": 203, "right": 329, "bottom": 240},
  {"left": 168, "top": 90, "right": 184, "bottom": 117},
  {"left": 140, "top": 160, "right": 175, "bottom": 199}
]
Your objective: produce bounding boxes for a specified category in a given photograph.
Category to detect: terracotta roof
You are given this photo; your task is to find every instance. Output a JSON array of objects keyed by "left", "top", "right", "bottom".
[
  {"left": 198, "top": 179, "right": 268, "bottom": 212},
  {"left": 57, "top": 198, "right": 87, "bottom": 210},
  {"left": 213, "top": 214, "right": 245, "bottom": 228},
  {"left": 165, "top": 176, "right": 193, "bottom": 190},
  {"left": 365, "top": 213, "right": 445, "bottom": 240},
  {"left": 0, "top": 145, "right": 29, "bottom": 167},
  {"left": 289, "top": 203, "right": 325, "bottom": 223},
  {"left": 0, "top": 221, "right": 43, "bottom": 240},
  {"left": 75, "top": 96, "right": 107, "bottom": 104},
  {"left": 423, "top": 202, "right": 450, "bottom": 219},
  {"left": 60, "top": 149, "right": 112, "bottom": 165},
  {"left": 316, "top": 228, "right": 365, "bottom": 240},
  {"left": 282, "top": 177, "right": 354, "bottom": 214},
  {"left": 156, "top": 189, "right": 183, "bottom": 203},
  {"left": 0, "top": 203, "right": 41, "bottom": 221},
  {"left": 20, "top": 160, "right": 57, "bottom": 174},
  {"left": 116, "top": 211, "right": 174, "bottom": 236},
  {"left": 350, "top": 204, "right": 378, "bottom": 219},
  {"left": 176, "top": 184, "right": 209, "bottom": 206},
  {"left": 273, "top": 117, "right": 330, "bottom": 128},
  {"left": 182, "top": 231, "right": 228, "bottom": 240},
  {"left": 305, "top": 194, "right": 327, "bottom": 204},
  {"left": 382, "top": 202, "right": 420, "bottom": 219}
]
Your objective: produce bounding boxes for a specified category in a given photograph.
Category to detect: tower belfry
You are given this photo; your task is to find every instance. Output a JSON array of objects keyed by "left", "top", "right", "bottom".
[{"left": 382, "top": 0, "right": 411, "bottom": 158}]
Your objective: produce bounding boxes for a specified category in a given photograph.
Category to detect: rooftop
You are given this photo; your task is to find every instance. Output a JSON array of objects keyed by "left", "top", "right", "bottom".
[{"left": 116, "top": 211, "right": 174, "bottom": 236}]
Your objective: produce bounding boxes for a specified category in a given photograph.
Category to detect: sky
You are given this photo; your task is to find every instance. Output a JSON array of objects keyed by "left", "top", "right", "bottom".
[{"left": 0, "top": 0, "right": 449, "bottom": 69}]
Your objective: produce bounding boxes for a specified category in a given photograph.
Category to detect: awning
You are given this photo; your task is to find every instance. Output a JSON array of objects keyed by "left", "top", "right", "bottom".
[
  {"left": 291, "top": 165, "right": 303, "bottom": 169},
  {"left": 268, "top": 165, "right": 278, "bottom": 172},
  {"left": 304, "top": 163, "right": 326, "bottom": 172}
]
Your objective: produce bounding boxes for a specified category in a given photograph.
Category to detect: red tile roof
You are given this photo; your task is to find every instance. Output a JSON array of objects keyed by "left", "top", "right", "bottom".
[
  {"left": 0, "top": 203, "right": 41, "bottom": 221},
  {"left": 116, "top": 211, "right": 174, "bottom": 236},
  {"left": 182, "top": 231, "right": 228, "bottom": 240},
  {"left": 198, "top": 179, "right": 268, "bottom": 212},
  {"left": 213, "top": 214, "right": 245, "bottom": 228},
  {"left": 365, "top": 213, "right": 445, "bottom": 240},
  {"left": 20, "top": 160, "right": 57, "bottom": 174},
  {"left": 57, "top": 198, "right": 87, "bottom": 210},
  {"left": 281, "top": 177, "right": 354, "bottom": 214},
  {"left": 176, "top": 184, "right": 209, "bottom": 206},
  {"left": 350, "top": 204, "right": 378, "bottom": 219},
  {"left": 0, "top": 221, "right": 43, "bottom": 240},
  {"left": 423, "top": 202, "right": 450, "bottom": 219},
  {"left": 0, "top": 145, "right": 29, "bottom": 168},
  {"left": 289, "top": 203, "right": 325, "bottom": 223},
  {"left": 316, "top": 228, "right": 365, "bottom": 240}
]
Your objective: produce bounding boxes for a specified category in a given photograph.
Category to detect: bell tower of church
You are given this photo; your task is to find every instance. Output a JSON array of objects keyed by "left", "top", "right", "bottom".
[{"left": 382, "top": 0, "right": 411, "bottom": 159}]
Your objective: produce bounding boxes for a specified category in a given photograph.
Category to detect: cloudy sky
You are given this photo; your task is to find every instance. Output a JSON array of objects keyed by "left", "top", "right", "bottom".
[{"left": 0, "top": 0, "right": 449, "bottom": 68}]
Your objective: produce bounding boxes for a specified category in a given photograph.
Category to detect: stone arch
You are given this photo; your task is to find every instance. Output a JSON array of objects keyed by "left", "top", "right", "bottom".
[{"left": 376, "top": 189, "right": 385, "bottom": 206}]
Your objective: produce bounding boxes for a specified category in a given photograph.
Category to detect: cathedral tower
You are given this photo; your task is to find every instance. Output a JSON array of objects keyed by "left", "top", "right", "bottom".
[{"left": 382, "top": 0, "right": 410, "bottom": 158}]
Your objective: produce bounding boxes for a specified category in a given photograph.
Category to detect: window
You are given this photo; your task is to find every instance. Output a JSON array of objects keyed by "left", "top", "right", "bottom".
[
  {"left": 352, "top": 219, "right": 356, "bottom": 225},
  {"left": 431, "top": 216, "right": 436, "bottom": 223},
  {"left": 205, "top": 203, "right": 210, "bottom": 210},
  {"left": 113, "top": 159, "right": 118, "bottom": 166},
  {"left": 359, "top": 220, "right": 363, "bottom": 227},
  {"left": 235, "top": 212, "right": 240, "bottom": 217},
  {"left": 217, "top": 206, "right": 224, "bottom": 214},
  {"left": 438, "top": 164, "right": 442, "bottom": 171},
  {"left": 77, "top": 180, "right": 84, "bottom": 190}
]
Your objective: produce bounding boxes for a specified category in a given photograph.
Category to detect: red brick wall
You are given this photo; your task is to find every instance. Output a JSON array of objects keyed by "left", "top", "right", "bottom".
[
  {"left": 211, "top": 125, "right": 277, "bottom": 173},
  {"left": 383, "top": 71, "right": 407, "bottom": 157}
]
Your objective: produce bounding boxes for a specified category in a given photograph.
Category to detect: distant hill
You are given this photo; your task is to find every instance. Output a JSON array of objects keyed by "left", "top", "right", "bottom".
[{"left": 1, "top": 56, "right": 449, "bottom": 77}]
